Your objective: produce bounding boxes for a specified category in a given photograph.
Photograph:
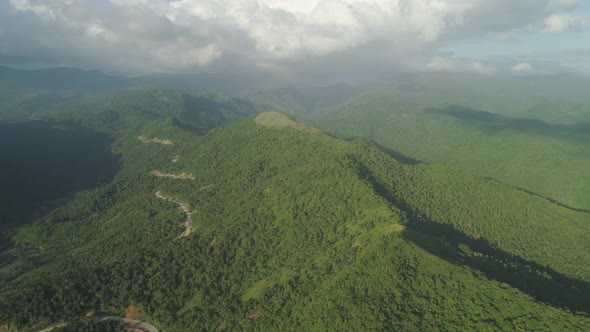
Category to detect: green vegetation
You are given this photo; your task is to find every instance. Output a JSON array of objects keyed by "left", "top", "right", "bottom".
[
  {"left": 250, "top": 84, "right": 365, "bottom": 116},
  {"left": 306, "top": 93, "right": 590, "bottom": 210},
  {"left": 368, "top": 73, "right": 590, "bottom": 124},
  {"left": 0, "top": 87, "right": 257, "bottom": 246},
  {"left": 0, "top": 106, "right": 588, "bottom": 331}
]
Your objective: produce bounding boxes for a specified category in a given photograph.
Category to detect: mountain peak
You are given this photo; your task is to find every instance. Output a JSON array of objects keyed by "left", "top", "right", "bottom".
[{"left": 254, "top": 111, "right": 319, "bottom": 133}]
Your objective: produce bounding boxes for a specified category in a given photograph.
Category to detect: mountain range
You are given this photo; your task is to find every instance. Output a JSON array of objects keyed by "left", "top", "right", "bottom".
[{"left": 0, "top": 67, "right": 589, "bottom": 331}]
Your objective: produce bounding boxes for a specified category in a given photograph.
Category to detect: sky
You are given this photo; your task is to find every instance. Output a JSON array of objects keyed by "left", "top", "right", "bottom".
[{"left": 0, "top": 0, "right": 589, "bottom": 82}]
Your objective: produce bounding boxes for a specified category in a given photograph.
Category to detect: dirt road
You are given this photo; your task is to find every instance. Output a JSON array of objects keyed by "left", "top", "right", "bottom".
[
  {"left": 97, "top": 316, "right": 159, "bottom": 332},
  {"left": 155, "top": 191, "right": 192, "bottom": 238}
]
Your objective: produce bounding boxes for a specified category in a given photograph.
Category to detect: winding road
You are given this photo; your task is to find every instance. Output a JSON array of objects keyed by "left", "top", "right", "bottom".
[
  {"left": 38, "top": 316, "right": 159, "bottom": 332},
  {"left": 0, "top": 247, "right": 41, "bottom": 272},
  {"left": 155, "top": 191, "right": 192, "bottom": 238},
  {"left": 97, "top": 316, "right": 159, "bottom": 332}
]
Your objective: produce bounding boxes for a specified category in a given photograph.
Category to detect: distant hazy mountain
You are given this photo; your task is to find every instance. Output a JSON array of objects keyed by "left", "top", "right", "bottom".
[
  {"left": 250, "top": 84, "right": 367, "bottom": 115},
  {"left": 306, "top": 92, "right": 590, "bottom": 211},
  {"left": 0, "top": 65, "right": 281, "bottom": 95},
  {"left": 0, "top": 66, "right": 127, "bottom": 92}
]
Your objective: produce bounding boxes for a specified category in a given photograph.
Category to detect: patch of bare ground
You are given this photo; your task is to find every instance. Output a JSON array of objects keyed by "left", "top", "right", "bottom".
[
  {"left": 38, "top": 323, "right": 66, "bottom": 332},
  {"left": 138, "top": 136, "right": 174, "bottom": 145},
  {"left": 254, "top": 112, "right": 319, "bottom": 133},
  {"left": 0, "top": 325, "right": 17, "bottom": 332},
  {"left": 149, "top": 170, "right": 195, "bottom": 180},
  {"left": 123, "top": 306, "right": 140, "bottom": 320},
  {"left": 97, "top": 316, "right": 158, "bottom": 332},
  {"left": 216, "top": 321, "right": 228, "bottom": 331},
  {"left": 155, "top": 191, "right": 193, "bottom": 238},
  {"left": 103, "top": 213, "right": 120, "bottom": 225},
  {"left": 246, "top": 311, "right": 263, "bottom": 320}
]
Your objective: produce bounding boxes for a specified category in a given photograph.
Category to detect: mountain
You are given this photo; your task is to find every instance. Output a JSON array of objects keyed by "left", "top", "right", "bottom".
[
  {"left": 371, "top": 73, "right": 590, "bottom": 124},
  {"left": 0, "top": 88, "right": 258, "bottom": 245},
  {"left": 0, "top": 66, "right": 127, "bottom": 92},
  {"left": 304, "top": 90, "right": 590, "bottom": 211},
  {"left": 0, "top": 65, "right": 284, "bottom": 96},
  {"left": 0, "top": 65, "right": 276, "bottom": 119},
  {"left": 249, "top": 84, "right": 367, "bottom": 115},
  {"left": 39, "top": 87, "right": 260, "bottom": 134},
  {"left": 1, "top": 108, "right": 588, "bottom": 331}
]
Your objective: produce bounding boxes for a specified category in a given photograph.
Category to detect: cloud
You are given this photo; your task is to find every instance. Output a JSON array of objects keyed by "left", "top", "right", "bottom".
[
  {"left": 543, "top": 14, "right": 589, "bottom": 33},
  {"left": 0, "top": 0, "right": 588, "bottom": 79},
  {"left": 426, "top": 56, "right": 494, "bottom": 75},
  {"left": 511, "top": 62, "right": 535, "bottom": 74}
]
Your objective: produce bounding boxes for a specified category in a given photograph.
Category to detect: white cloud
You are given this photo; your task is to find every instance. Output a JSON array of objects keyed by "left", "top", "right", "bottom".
[
  {"left": 545, "top": 0, "right": 584, "bottom": 11},
  {"left": 0, "top": 0, "right": 588, "bottom": 78},
  {"left": 511, "top": 62, "right": 535, "bottom": 74},
  {"left": 543, "top": 14, "right": 589, "bottom": 32}
]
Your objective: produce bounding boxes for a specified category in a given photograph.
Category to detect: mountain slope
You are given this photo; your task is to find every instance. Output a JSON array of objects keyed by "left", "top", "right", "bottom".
[
  {"left": 305, "top": 94, "right": 590, "bottom": 211},
  {"left": 0, "top": 112, "right": 588, "bottom": 331},
  {"left": 0, "top": 90, "right": 257, "bottom": 245}
]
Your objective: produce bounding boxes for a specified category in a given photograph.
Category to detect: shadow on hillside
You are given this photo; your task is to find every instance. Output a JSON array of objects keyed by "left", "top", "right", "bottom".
[
  {"left": 355, "top": 161, "right": 590, "bottom": 315},
  {"left": 484, "top": 176, "right": 590, "bottom": 214},
  {"left": 343, "top": 137, "right": 423, "bottom": 165},
  {"left": 403, "top": 223, "right": 590, "bottom": 315},
  {"left": 426, "top": 105, "right": 590, "bottom": 140},
  {"left": 369, "top": 140, "right": 423, "bottom": 165},
  {"left": 180, "top": 94, "right": 258, "bottom": 132}
]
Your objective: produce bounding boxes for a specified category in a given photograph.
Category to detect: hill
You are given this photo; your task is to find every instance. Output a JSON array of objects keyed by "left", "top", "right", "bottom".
[
  {"left": 0, "top": 89, "right": 258, "bottom": 246},
  {"left": 370, "top": 73, "right": 590, "bottom": 124},
  {"left": 305, "top": 93, "right": 590, "bottom": 211},
  {"left": 0, "top": 65, "right": 274, "bottom": 120},
  {"left": 0, "top": 110, "right": 588, "bottom": 331}
]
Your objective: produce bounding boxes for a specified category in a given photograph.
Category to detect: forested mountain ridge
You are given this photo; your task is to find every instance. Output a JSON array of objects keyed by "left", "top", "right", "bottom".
[
  {"left": 305, "top": 93, "right": 590, "bottom": 211},
  {"left": 39, "top": 88, "right": 260, "bottom": 135},
  {"left": 1, "top": 110, "right": 588, "bottom": 331}
]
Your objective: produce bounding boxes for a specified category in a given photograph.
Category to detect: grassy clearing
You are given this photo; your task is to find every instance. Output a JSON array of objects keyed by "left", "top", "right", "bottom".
[{"left": 255, "top": 112, "right": 319, "bottom": 133}]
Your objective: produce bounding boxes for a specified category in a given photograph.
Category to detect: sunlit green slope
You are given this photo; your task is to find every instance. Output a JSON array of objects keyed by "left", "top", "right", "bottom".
[{"left": 306, "top": 94, "right": 590, "bottom": 211}]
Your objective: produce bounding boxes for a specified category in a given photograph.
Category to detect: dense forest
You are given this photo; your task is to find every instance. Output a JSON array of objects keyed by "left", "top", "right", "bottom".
[
  {"left": 305, "top": 93, "right": 590, "bottom": 211},
  {"left": 0, "top": 102, "right": 588, "bottom": 330}
]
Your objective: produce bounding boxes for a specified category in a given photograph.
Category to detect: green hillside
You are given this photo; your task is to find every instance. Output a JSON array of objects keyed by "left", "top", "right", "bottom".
[
  {"left": 1, "top": 110, "right": 588, "bottom": 331},
  {"left": 306, "top": 94, "right": 590, "bottom": 211},
  {"left": 0, "top": 88, "right": 257, "bottom": 246},
  {"left": 369, "top": 73, "right": 590, "bottom": 124}
]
